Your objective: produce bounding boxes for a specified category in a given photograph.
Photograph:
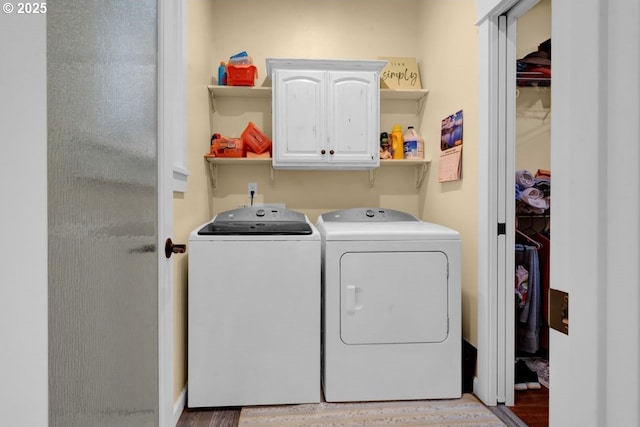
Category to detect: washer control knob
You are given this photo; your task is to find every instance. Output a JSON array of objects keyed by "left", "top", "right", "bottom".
[
  {"left": 365, "top": 209, "right": 375, "bottom": 218},
  {"left": 256, "top": 209, "right": 266, "bottom": 217}
]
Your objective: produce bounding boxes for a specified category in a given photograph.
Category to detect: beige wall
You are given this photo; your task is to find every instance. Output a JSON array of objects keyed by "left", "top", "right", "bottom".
[
  {"left": 417, "top": 1, "right": 479, "bottom": 347},
  {"left": 174, "top": 0, "right": 479, "bottom": 400}
]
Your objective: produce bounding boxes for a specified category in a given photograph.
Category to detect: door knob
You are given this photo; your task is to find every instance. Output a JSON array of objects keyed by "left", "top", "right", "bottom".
[
  {"left": 164, "top": 238, "right": 186, "bottom": 258},
  {"left": 321, "top": 149, "right": 326, "bottom": 155},
  {"left": 329, "top": 149, "right": 335, "bottom": 155}
]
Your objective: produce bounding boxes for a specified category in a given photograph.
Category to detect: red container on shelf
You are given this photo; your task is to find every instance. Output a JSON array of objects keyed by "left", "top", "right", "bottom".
[
  {"left": 241, "top": 121, "right": 272, "bottom": 154},
  {"left": 227, "top": 64, "right": 258, "bottom": 87},
  {"left": 210, "top": 137, "right": 245, "bottom": 157}
]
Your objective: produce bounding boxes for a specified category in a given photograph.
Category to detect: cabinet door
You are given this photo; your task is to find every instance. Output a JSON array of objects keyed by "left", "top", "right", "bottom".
[
  {"left": 328, "top": 71, "right": 379, "bottom": 168},
  {"left": 273, "top": 70, "right": 326, "bottom": 167}
]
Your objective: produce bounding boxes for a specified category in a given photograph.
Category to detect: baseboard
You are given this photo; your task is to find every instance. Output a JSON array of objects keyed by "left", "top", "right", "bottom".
[{"left": 173, "top": 386, "right": 187, "bottom": 426}]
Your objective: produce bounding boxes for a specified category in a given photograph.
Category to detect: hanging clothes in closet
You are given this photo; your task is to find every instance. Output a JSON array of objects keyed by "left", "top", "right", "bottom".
[{"left": 515, "top": 169, "right": 551, "bottom": 354}]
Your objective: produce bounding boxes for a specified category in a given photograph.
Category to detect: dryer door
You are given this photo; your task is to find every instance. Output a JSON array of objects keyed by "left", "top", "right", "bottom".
[{"left": 340, "top": 251, "right": 449, "bottom": 344}]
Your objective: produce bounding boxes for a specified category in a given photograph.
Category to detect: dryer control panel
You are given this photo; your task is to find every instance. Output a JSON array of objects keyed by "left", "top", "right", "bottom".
[{"left": 321, "top": 208, "right": 419, "bottom": 222}]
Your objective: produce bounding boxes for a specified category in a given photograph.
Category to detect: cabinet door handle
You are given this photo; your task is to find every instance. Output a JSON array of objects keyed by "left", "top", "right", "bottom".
[
  {"left": 329, "top": 149, "right": 335, "bottom": 155},
  {"left": 321, "top": 149, "right": 326, "bottom": 155}
]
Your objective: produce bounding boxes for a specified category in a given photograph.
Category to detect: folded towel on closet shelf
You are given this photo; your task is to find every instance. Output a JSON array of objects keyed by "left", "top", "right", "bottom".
[
  {"left": 533, "top": 178, "right": 551, "bottom": 198},
  {"left": 516, "top": 170, "right": 536, "bottom": 189},
  {"left": 535, "top": 168, "right": 551, "bottom": 179},
  {"left": 516, "top": 201, "right": 546, "bottom": 215},
  {"left": 520, "top": 187, "right": 549, "bottom": 210}
]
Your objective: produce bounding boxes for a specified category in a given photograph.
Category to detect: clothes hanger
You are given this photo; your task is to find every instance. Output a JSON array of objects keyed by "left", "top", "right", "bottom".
[{"left": 516, "top": 228, "right": 542, "bottom": 249}]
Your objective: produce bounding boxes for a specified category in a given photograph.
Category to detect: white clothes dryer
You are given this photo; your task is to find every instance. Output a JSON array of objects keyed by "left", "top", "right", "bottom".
[
  {"left": 188, "top": 207, "right": 320, "bottom": 408},
  {"left": 316, "top": 208, "right": 461, "bottom": 402}
]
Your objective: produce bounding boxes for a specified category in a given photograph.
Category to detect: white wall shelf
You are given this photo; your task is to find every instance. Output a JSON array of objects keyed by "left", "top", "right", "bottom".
[
  {"left": 205, "top": 156, "right": 431, "bottom": 189},
  {"left": 207, "top": 85, "right": 429, "bottom": 114},
  {"left": 205, "top": 156, "right": 273, "bottom": 188},
  {"left": 380, "top": 88, "right": 430, "bottom": 114},
  {"left": 207, "top": 85, "right": 271, "bottom": 112},
  {"left": 206, "top": 84, "right": 430, "bottom": 187},
  {"left": 370, "top": 158, "right": 432, "bottom": 188}
]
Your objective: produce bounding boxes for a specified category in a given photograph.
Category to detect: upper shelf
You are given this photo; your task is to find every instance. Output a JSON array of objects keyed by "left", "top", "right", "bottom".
[
  {"left": 207, "top": 85, "right": 429, "bottom": 113},
  {"left": 208, "top": 85, "right": 271, "bottom": 98},
  {"left": 207, "top": 85, "right": 271, "bottom": 112},
  {"left": 381, "top": 88, "right": 429, "bottom": 101}
]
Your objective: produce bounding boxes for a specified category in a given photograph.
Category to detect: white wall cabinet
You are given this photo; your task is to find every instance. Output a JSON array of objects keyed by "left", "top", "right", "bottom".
[{"left": 267, "top": 59, "right": 386, "bottom": 170}]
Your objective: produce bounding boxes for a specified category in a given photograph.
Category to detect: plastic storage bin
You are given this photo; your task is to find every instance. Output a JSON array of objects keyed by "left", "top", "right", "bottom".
[
  {"left": 209, "top": 137, "right": 245, "bottom": 158},
  {"left": 227, "top": 64, "right": 258, "bottom": 87},
  {"left": 241, "top": 121, "right": 272, "bottom": 154}
]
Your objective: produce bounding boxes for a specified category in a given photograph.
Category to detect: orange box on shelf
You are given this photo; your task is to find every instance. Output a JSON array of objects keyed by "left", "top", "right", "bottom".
[
  {"left": 208, "top": 137, "right": 245, "bottom": 158},
  {"left": 227, "top": 64, "right": 258, "bottom": 87},
  {"left": 241, "top": 121, "right": 272, "bottom": 154}
]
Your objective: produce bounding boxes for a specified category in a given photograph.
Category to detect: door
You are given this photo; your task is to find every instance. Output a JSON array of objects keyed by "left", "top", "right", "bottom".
[
  {"left": 478, "top": 0, "right": 640, "bottom": 425},
  {"left": 273, "top": 69, "right": 326, "bottom": 166},
  {"left": 340, "top": 251, "right": 449, "bottom": 344},
  {"left": 1, "top": 1, "right": 176, "bottom": 426},
  {"left": 47, "top": 1, "right": 165, "bottom": 426},
  {"left": 328, "top": 71, "right": 379, "bottom": 166}
]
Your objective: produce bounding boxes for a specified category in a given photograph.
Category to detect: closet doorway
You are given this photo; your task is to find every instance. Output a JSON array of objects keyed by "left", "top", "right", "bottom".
[{"left": 509, "top": 0, "right": 551, "bottom": 425}]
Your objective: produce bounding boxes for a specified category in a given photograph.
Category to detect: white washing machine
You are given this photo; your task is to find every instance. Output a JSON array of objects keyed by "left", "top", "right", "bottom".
[
  {"left": 188, "top": 207, "right": 320, "bottom": 408},
  {"left": 316, "top": 208, "right": 461, "bottom": 402}
]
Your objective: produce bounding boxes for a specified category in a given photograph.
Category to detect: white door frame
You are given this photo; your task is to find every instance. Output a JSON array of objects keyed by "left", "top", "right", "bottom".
[
  {"left": 158, "top": 0, "right": 179, "bottom": 424},
  {"left": 474, "top": 0, "right": 540, "bottom": 407},
  {"left": 159, "top": 0, "right": 189, "bottom": 424}
]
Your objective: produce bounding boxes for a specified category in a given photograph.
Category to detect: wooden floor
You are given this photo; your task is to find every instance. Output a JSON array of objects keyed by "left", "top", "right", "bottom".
[
  {"left": 177, "top": 391, "right": 549, "bottom": 427},
  {"left": 177, "top": 407, "right": 240, "bottom": 427},
  {"left": 508, "top": 385, "right": 549, "bottom": 427}
]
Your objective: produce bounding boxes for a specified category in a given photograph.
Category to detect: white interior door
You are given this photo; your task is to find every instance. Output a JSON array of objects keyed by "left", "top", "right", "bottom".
[
  {"left": 478, "top": 1, "right": 640, "bottom": 425},
  {"left": 474, "top": 0, "right": 541, "bottom": 409},
  {"left": 47, "top": 2, "right": 167, "bottom": 426},
  {"left": 0, "top": 2, "right": 178, "bottom": 426},
  {"left": 549, "top": 1, "right": 640, "bottom": 425}
]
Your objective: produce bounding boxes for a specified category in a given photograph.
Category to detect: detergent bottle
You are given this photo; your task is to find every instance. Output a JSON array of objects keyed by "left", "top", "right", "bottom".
[
  {"left": 391, "top": 125, "right": 404, "bottom": 159},
  {"left": 403, "top": 126, "right": 424, "bottom": 159},
  {"left": 218, "top": 61, "right": 227, "bottom": 85}
]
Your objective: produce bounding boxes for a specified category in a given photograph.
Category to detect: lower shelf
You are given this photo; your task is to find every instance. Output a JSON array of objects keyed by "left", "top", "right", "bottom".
[{"left": 204, "top": 156, "right": 432, "bottom": 189}]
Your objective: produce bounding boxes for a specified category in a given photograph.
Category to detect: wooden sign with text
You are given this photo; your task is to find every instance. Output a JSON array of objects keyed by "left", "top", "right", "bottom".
[{"left": 378, "top": 56, "right": 422, "bottom": 90}]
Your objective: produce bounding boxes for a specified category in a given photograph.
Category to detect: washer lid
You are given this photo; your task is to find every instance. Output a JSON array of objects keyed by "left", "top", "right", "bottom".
[
  {"left": 321, "top": 208, "right": 419, "bottom": 222},
  {"left": 198, "top": 207, "right": 312, "bottom": 235}
]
